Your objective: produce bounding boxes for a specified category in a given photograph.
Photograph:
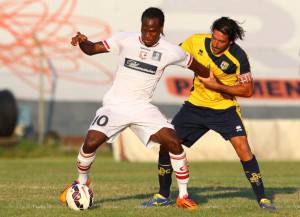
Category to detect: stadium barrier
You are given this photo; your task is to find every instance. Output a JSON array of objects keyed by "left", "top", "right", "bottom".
[{"left": 112, "top": 119, "right": 300, "bottom": 161}]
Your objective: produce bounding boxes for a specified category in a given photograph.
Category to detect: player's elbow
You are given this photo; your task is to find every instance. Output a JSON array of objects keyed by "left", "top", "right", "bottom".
[
  {"left": 83, "top": 50, "right": 95, "bottom": 56},
  {"left": 243, "top": 88, "right": 253, "bottom": 97}
]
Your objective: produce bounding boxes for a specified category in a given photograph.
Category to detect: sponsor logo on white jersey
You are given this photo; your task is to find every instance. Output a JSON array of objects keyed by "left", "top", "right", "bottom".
[{"left": 124, "top": 58, "right": 157, "bottom": 74}]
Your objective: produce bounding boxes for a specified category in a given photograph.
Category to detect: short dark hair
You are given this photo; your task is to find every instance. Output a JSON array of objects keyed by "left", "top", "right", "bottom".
[
  {"left": 141, "top": 7, "right": 165, "bottom": 27},
  {"left": 211, "top": 17, "right": 245, "bottom": 42}
]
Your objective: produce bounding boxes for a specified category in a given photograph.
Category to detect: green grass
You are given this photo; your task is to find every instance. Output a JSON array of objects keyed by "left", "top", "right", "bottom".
[{"left": 0, "top": 154, "right": 299, "bottom": 217}]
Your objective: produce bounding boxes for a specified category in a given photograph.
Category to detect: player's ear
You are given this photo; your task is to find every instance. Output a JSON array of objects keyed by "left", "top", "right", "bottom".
[{"left": 160, "top": 26, "right": 164, "bottom": 36}]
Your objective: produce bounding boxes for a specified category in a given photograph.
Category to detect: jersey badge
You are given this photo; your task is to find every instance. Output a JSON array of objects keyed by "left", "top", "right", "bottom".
[
  {"left": 220, "top": 61, "right": 230, "bottom": 70},
  {"left": 139, "top": 50, "right": 148, "bottom": 60},
  {"left": 152, "top": 51, "right": 162, "bottom": 61}
]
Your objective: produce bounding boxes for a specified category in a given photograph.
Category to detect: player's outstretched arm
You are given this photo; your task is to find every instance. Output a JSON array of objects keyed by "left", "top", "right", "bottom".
[
  {"left": 71, "top": 32, "right": 108, "bottom": 55},
  {"left": 188, "top": 59, "right": 210, "bottom": 78}
]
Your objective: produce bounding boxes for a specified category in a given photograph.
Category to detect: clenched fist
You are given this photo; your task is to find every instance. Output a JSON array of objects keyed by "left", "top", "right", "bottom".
[{"left": 71, "top": 32, "right": 88, "bottom": 46}]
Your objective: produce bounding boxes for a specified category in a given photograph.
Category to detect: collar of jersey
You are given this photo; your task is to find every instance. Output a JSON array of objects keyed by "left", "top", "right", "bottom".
[{"left": 139, "top": 36, "right": 160, "bottom": 47}]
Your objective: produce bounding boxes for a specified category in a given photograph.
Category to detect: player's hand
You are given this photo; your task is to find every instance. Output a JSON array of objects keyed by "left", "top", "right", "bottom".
[
  {"left": 199, "top": 72, "right": 233, "bottom": 99},
  {"left": 71, "top": 32, "right": 88, "bottom": 46},
  {"left": 199, "top": 71, "right": 221, "bottom": 90}
]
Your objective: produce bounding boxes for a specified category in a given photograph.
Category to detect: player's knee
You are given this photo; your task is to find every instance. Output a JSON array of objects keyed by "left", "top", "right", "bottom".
[
  {"left": 167, "top": 138, "right": 183, "bottom": 155},
  {"left": 83, "top": 138, "right": 101, "bottom": 153},
  {"left": 83, "top": 130, "right": 107, "bottom": 153}
]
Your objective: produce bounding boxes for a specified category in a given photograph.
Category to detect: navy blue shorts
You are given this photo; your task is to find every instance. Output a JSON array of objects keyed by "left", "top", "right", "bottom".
[{"left": 171, "top": 101, "right": 247, "bottom": 147}]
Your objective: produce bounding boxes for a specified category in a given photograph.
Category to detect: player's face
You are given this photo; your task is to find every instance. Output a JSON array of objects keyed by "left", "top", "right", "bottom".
[
  {"left": 141, "top": 17, "right": 162, "bottom": 47},
  {"left": 211, "top": 30, "right": 231, "bottom": 55}
]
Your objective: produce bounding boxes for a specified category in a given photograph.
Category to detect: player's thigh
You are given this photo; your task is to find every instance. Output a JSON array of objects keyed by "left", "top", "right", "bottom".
[
  {"left": 208, "top": 106, "right": 247, "bottom": 140},
  {"left": 149, "top": 127, "right": 180, "bottom": 145},
  {"left": 88, "top": 106, "right": 128, "bottom": 143},
  {"left": 150, "top": 127, "right": 184, "bottom": 154},
  {"left": 130, "top": 104, "right": 173, "bottom": 147},
  {"left": 172, "top": 102, "right": 209, "bottom": 147}
]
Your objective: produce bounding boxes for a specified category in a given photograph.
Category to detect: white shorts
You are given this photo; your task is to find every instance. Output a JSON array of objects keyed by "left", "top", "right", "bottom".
[{"left": 88, "top": 103, "right": 173, "bottom": 146}]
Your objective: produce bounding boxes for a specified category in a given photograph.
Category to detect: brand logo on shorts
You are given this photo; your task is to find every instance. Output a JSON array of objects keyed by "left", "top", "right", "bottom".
[
  {"left": 235, "top": 125, "right": 243, "bottom": 132},
  {"left": 124, "top": 58, "right": 157, "bottom": 74}
]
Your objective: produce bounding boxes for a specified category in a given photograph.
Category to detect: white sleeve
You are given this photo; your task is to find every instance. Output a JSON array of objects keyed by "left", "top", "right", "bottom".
[
  {"left": 169, "top": 45, "right": 193, "bottom": 68},
  {"left": 102, "top": 32, "right": 129, "bottom": 54}
]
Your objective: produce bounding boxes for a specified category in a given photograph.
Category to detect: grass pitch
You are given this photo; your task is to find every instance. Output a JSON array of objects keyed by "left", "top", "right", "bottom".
[{"left": 0, "top": 154, "right": 299, "bottom": 217}]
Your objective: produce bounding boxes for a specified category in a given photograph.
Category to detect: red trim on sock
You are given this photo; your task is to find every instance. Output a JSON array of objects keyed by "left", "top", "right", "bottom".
[
  {"left": 176, "top": 170, "right": 189, "bottom": 175},
  {"left": 80, "top": 149, "right": 95, "bottom": 158},
  {"left": 170, "top": 154, "right": 186, "bottom": 160},
  {"left": 176, "top": 175, "right": 189, "bottom": 179},
  {"left": 77, "top": 166, "right": 90, "bottom": 172}
]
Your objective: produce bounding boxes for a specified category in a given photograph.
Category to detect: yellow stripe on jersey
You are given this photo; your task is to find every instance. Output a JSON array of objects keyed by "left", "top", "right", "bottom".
[
  {"left": 180, "top": 34, "right": 251, "bottom": 109},
  {"left": 235, "top": 105, "right": 248, "bottom": 137}
]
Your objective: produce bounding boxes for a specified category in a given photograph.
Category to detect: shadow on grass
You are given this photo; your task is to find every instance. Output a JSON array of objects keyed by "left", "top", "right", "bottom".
[
  {"left": 93, "top": 192, "right": 154, "bottom": 207},
  {"left": 93, "top": 186, "right": 298, "bottom": 207},
  {"left": 185, "top": 186, "right": 297, "bottom": 204}
]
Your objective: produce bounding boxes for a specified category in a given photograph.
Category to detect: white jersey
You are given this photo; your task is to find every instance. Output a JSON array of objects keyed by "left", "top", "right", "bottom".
[{"left": 102, "top": 32, "right": 192, "bottom": 105}]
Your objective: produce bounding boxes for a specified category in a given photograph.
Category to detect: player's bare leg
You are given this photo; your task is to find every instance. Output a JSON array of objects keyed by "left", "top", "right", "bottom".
[
  {"left": 231, "top": 136, "right": 276, "bottom": 212},
  {"left": 59, "top": 130, "right": 108, "bottom": 203}
]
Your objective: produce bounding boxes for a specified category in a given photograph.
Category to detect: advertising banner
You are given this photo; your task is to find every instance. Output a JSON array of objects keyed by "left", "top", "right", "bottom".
[{"left": 0, "top": 0, "right": 299, "bottom": 105}]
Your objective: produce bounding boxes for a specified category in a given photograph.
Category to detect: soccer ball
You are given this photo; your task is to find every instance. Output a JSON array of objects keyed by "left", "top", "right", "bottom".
[{"left": 66, "top": 183, "right": 93, "bottom": 211}]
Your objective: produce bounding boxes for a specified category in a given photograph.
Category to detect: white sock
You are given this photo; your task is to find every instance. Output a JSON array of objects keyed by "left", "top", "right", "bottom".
[
  {"left": 169, "top": 151, "right": 189, "bottom": 198},
  {"left": 78, "top": 173, "right": 89, "bottom": 185},
  {"left": 76, "top": 145, "right": 96, "bottom": 184}
]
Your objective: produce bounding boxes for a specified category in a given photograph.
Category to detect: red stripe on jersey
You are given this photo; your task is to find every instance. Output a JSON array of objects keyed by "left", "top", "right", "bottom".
[
  {"left": 103, "top": 40, "right": 110, "bottom": 49},
  {"left": 187, "top": 55, "right": 193, "bottom": 67}
]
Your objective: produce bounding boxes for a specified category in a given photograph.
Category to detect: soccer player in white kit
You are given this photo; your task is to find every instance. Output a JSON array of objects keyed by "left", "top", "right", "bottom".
[{"left": 60, "top": 7, "right": 210, "bottom": 209}]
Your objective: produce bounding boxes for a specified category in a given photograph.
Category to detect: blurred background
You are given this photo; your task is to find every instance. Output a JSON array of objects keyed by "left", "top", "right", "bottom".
[{"left": 0, "top": 0, "right": 299, "bottom": 160}]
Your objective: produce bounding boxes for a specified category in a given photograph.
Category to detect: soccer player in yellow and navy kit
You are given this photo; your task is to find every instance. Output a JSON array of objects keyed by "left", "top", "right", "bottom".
[{"left": 143, "top": 17, "right": 276, "bottom": 211}]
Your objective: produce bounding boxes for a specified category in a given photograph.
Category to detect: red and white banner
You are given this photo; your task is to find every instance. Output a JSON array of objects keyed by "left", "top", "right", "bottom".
[{"left": 166, "top": 77, "right": 300, "bottom": 100}]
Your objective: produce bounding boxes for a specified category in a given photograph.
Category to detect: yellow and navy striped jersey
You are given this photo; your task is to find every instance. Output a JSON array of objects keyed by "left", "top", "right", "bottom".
[{"left": 180, "top": 34, "right": 251, "bottom": 109}]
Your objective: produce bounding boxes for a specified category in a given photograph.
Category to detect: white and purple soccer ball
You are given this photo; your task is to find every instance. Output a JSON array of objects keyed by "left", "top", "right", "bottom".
[{"left": 66, "top": 183, "right": 93, "bottom": 211}]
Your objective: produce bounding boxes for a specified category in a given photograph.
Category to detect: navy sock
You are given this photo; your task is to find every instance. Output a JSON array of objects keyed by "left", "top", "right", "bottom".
[
  {"left": 158, "top": 154, "right": 173, "bottom": 198},
  {"left": 241, "top": 155, "right": 266, "bottom": 202}
]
